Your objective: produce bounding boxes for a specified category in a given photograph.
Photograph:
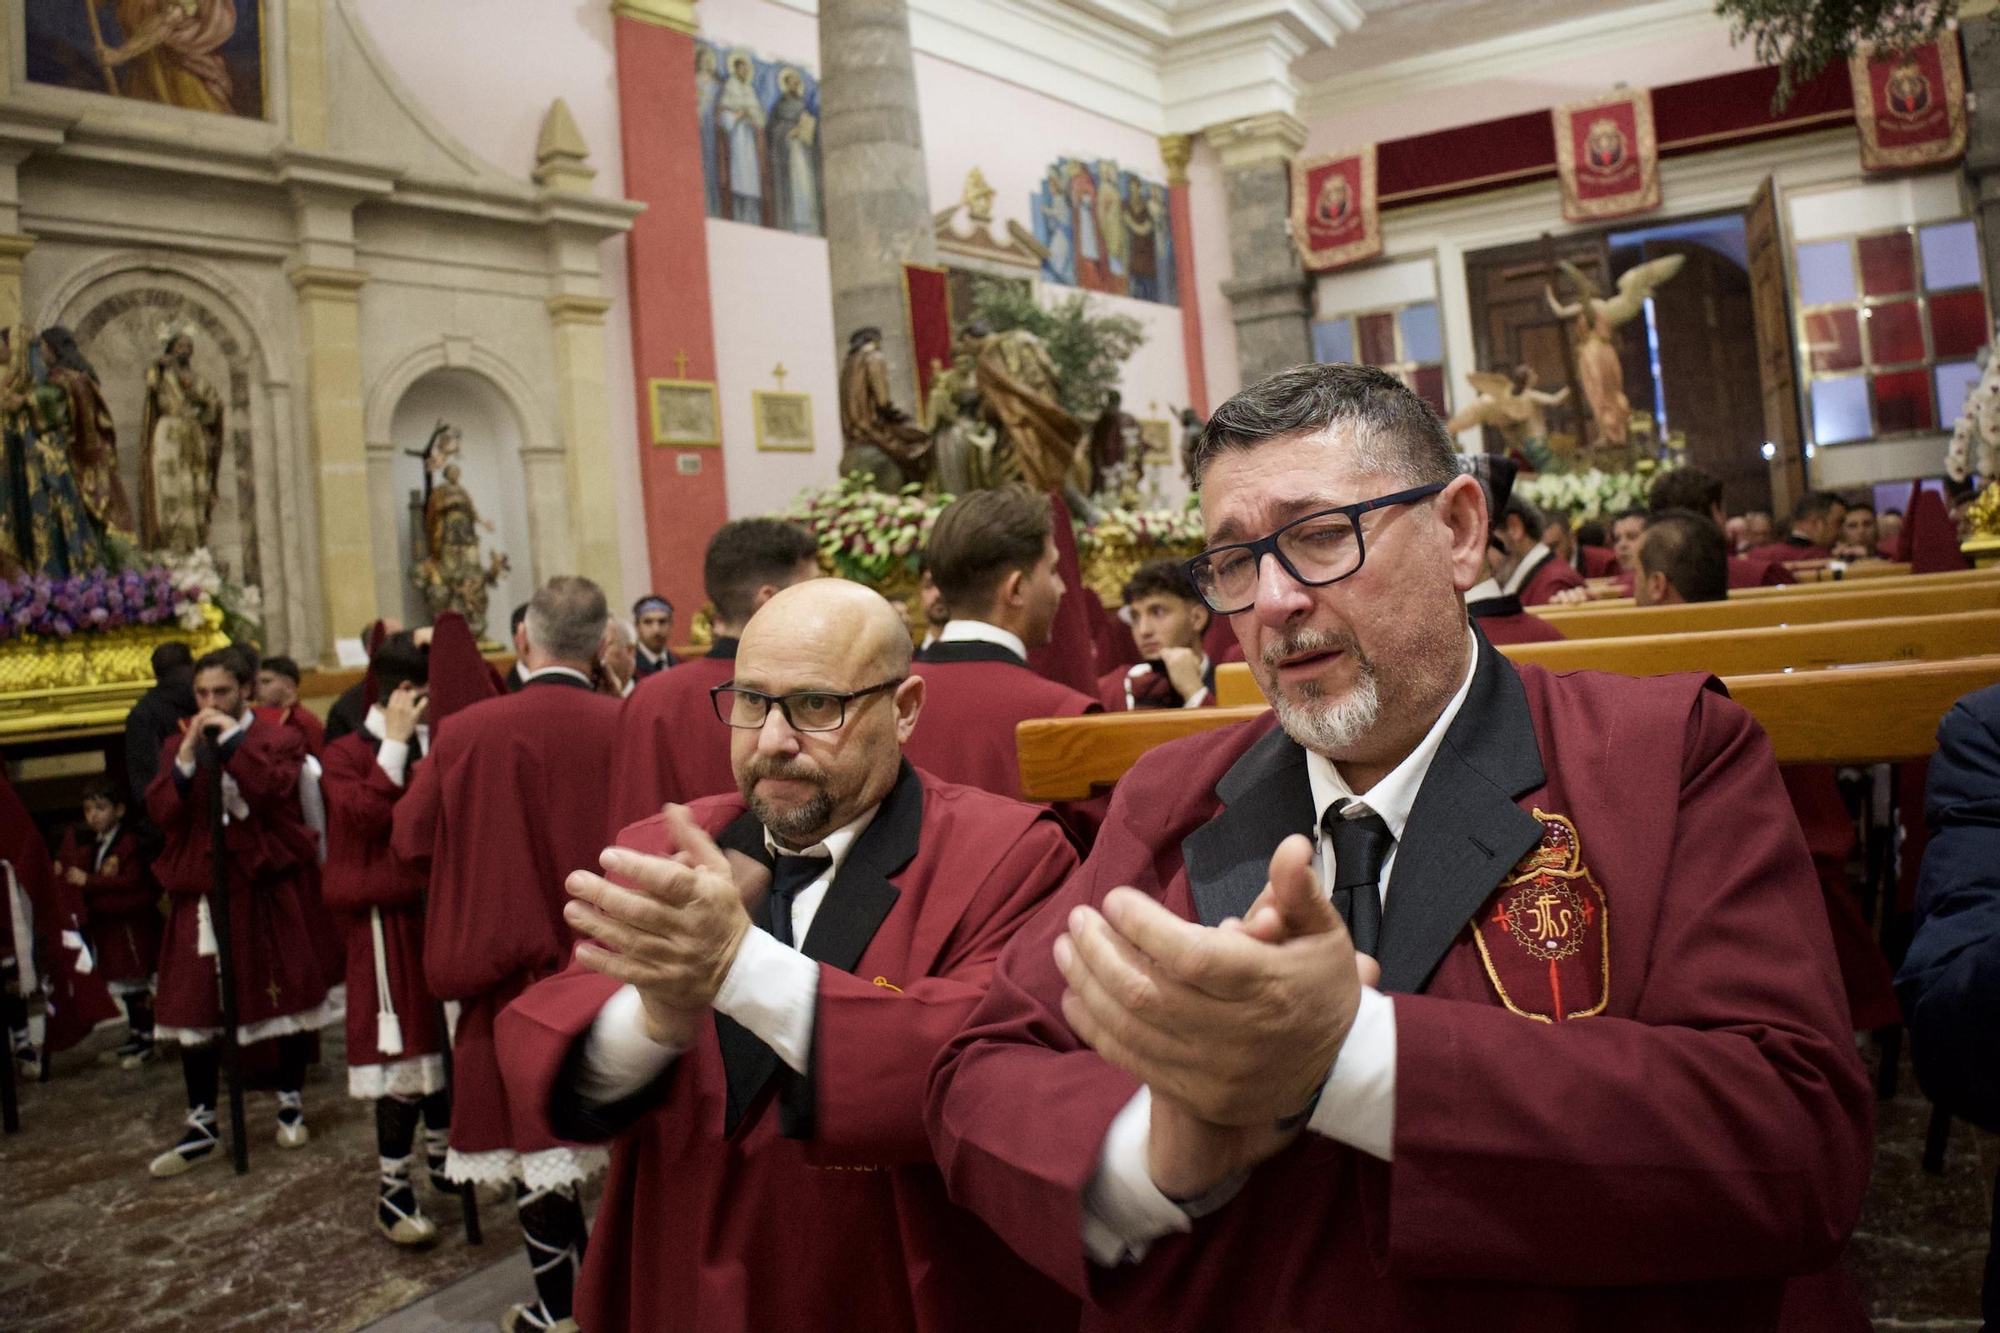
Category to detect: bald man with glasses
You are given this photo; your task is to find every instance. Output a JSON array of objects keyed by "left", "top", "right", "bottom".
[
  {"left": 929, "top": 363, "right": 1872, "bottom": 1332},
  {"left": 496, "top": 578, "right": 1080, "bottom": 1333}
]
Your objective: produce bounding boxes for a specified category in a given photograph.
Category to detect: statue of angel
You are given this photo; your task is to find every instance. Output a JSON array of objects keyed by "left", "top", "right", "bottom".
[
  {"left": 1445, "top": 366, "right": 1569, "bottom": 473},
  {"left": 1544, "top": 255, "right": 1685, "bottom": 448}
]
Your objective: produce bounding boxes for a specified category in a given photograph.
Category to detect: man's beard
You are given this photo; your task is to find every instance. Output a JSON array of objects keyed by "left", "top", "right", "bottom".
[
  {"left": 1261, "top": 626, "right": 1382, "bottom": 754},
  {"left": 742, "top": 756, "right": 836, "bottom": 842}
]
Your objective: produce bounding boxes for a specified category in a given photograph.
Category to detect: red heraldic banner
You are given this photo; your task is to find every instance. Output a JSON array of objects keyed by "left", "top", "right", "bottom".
[
  {"left": 1291, "top": 146, "right": 1380, "bottom": 272},
  {"left": 1553, "top": 89, "right": 1659, "bottom": 223},
  {"left": 1850, "top": 31, "right": 1967, "bottom": 173},
  {"left": 903, "top": 263, "right": 953, "bottom": 409}
]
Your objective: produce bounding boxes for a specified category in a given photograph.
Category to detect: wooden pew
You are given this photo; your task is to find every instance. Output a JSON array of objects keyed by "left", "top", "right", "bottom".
[
  {"left": 1211, "top": 609, "right": 2000, "bottom": 704},
  {"left": 1545, "top": 564, "right": 1999, "bottom": 614},
  {"left": 1022, "top": 655, "right": 2000, "bottom": 801},
  {"left": 1526, "top": 580, "right": 2000, "bottom": 640}
]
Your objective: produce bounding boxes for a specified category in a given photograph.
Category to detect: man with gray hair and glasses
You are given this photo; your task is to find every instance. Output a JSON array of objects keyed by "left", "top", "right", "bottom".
[{"left": 929, "top": 363, "right": 1872, "bottom": 1331}]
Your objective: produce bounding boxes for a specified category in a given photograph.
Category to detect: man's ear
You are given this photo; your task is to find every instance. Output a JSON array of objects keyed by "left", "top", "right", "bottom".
[
  {"left": 1188, "top": 599, "right": 1211, "bottom": 637},
  {"left": 998, "top": 567, "right": 1027, "bottom": 607},
  {"left": 751, "top": 582, "right": 781, "bottom": 613},
  {"left": 893, "top": 674, "right": 926, "bottom": 744}
]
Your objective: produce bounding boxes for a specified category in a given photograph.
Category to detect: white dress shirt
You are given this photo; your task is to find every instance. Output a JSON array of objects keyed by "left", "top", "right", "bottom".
[
  {"left": 936, "top": 618, "right": 1028, "bottom": 662},
  {"left": 1463, "top": 577, "right": 1502, "bottom": 604},
  {"left": 363, "top": 705, "right": 430, "bottom": 789},
  {"left": 1082, "top": 628, "right": 1480, "bottom": 1267},
  {"left": 573, "top": 805, "right": 881, "bottom": 1106},
  {"left": 1124, "top": 656, "right": 1212, "bottom": 710},
  {"left": 1499, "top": 543, "right": 1553, "bottom": 597}
]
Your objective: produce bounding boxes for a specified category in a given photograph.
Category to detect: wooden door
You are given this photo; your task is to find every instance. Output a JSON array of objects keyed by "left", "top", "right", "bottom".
[
  {"left": 1641, "top": 236, "right": 1771, "bottom": 514},
  {"left": 1745, "top": 177, "right": 1806, "bottom": 517},
  {"left": 1463, "top": 233, "right": 1613, "bottom": 451}
]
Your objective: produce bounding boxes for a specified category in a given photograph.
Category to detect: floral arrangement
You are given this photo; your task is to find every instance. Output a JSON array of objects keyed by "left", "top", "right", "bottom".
[
  {"left": 0, "top": 547, "right": 263, "bottom": 644},
  {"left": 1075, "top": 499, "right": 1206, "bottom": 561},
  {"left": 0, "top": 566, "right": 196, "bottom": 640},
  {"left": 1517, "top": 466, "right": 1655, "bottom": 521},
  {"left": 786, "top": 475, "right": 952, "bottom": 589}
]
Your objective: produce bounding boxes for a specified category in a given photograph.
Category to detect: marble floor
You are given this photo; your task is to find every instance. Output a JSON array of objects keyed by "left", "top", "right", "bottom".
[{"left": 1, "top": 1023, "right": 1993, "bottom": 1331}]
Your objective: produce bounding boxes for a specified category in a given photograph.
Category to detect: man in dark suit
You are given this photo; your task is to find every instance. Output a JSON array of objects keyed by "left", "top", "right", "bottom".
[
  {"left": 632, "top": 596, "right": 677, "bottom": 680},
  {"left": 929, "top": 363, "right": 1871, "bottom": 1331},
  {"left": 125, "top": 641, "right": 196, "bottom": 819},
  {"left": 503, "top": 602, "right": 531, "bottom": 692},
  {"left": 1898, "top": 681, "right": 2000, "bottom": 1325}
]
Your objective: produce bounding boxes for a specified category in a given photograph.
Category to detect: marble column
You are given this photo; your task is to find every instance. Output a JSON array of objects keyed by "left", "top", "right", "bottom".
[
  {"left": 818, "top": 0, "right": 938, "bottom": 412},
  {"left": 290, "top": 263, "right": 376, "bottom": 648},
  {"left": 548, "top": 293, "right": 625, "bottom": 598},
  {"left": 1159, "top": 133, "right": 1210, "bottom": 418},
  {"left": 1962, "top": 14, "right": 2000, "bottom": 316},
  {"left": 0, "top": 142, "right": 41, "bottom": 331},
  {"left": 1207, "top": 113, "right": 1313, "bottom": 389}
]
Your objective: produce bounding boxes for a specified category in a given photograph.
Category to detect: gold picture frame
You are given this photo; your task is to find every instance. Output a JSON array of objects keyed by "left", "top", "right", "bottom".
[
  {"left": 1137, "top": 418, "right": 1175, "bottom": 466},
  {"left": 753, "top": 390, "right": 815, "bottom": 452},
  {"left": 649, "top": 378, "right": 720, "bottom": 447}
]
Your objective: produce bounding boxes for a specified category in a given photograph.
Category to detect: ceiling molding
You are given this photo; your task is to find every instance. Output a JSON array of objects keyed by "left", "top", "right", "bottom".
[{"left": 1297, "top": 0, "right": 1723, "bottom": 122}]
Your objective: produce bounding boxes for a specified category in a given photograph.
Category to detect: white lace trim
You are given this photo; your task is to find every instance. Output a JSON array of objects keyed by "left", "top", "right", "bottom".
[
  {"left": 443, "top": 1146, "right": 608, "bottom": 1191},
  {"left": 347, "top": 1055, "right": 447, "bottom": 1100},
  {"left": 156, "top": 991, "right": 344, "bottom": 1048}
]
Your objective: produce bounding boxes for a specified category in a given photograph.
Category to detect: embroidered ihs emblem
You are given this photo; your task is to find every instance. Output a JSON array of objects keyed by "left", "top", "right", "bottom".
[{"left": 1471, "top": 809, "right": 1608, "bottom": 1022}]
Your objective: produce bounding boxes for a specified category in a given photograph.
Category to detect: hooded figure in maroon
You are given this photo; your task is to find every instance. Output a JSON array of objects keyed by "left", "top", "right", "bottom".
[
  {"left": 391, "top": 579, "right": 624, "bottom": 1333},
  {"left": 497, "top": 579, "right": 1079, "bottom": 1333},
  {"left": 927, "top": 365, "right": 1871, "bottom": 1333}
]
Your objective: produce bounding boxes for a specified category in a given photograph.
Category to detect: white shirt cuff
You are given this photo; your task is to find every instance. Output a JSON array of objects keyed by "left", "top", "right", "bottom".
[
  {"left": 1082, "top": 1088, "right": 1191, "bottom": 1267},
  {"left": 1307, "top": 986, "right": 1397, "bottom": 1160},
  {"left": 712, "top": 926, "right": 820, "bottom": 1076},
  {"left": 574, "top": 984, "right": 684, "bottom": 1107},
  {"left": 376, "top": 738, "right": 410, "bottom": 788},
  {"left": 1181, "top": 687, "right": 1210, "bottom": 709},
  {"left": 175, "top": 757, "right": 196, "bottom": 779}
]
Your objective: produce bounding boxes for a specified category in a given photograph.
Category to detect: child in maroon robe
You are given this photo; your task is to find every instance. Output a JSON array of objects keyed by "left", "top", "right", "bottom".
[
  {"left": 144, "top": 648, "right": 332, "bottom": 1177},
  {"left": 55, "top": 778, "right": 158, "bottom": 1067},
  {"left": 322, "top": 631, "right": 454, "bottom": 1248},
  {"left": 4, "top": 773, "right": 118, "bottom": 1080}
]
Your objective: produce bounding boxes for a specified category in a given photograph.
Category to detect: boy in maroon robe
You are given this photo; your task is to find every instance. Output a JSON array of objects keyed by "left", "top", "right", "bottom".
[
  {"left": 909, "top": 487, "right": 1100, "bottom": 802},
  {"left": 4, "top": 772, "right": 118, "bottom": 1080},
  {"left": 145, "top": 648, "right": 332, "bottom": 1176},
  {"left": 1460, "top": 455, "right": 1565, "bottom": 647},
  {"left": 393, "top": 576, "right": 624, "bottom": 1333},
  {"left": 927, "top": 364, "right": 1872, "bottom": 1331},
  {"left": 1097, "top": 559, "right": 1217, "bottom": 711},
  {"left": 322, "top": 631, "right": 454, "bottom": 1247},
  {"left": 1491, "top": 493, "right": 1587, "bottom": 606},
  {"left": 56, "top": 778, "right": 158, "bottom": 1067},
  {"left": 608, "top": 518, "right": 820, "bottom": 832},
  {"left": 496, "top": 579, "right": 1079, "bottom": 1333}
]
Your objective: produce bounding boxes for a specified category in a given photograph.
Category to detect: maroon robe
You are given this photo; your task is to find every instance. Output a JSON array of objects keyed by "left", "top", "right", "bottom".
[
  {"left": 1096, "top": 661, "right": 1217, "bottom": 712},
  {"left": 392, "top": 674, "right": 623, "bottom": 1159},
  {"left": 146, "top": 719, "right": 329, "bottom": 1038},
  {"left": 1779, "top": 765, "right": 1898, "bottom": 1031},
  {"left": 929, "top": 636, "right": 1872, "bottom": 1331},
  {"left": 908, "top": 642, "right": 1101, "bottom": 803},
  {"left": 1467, "top": 594, "right": 1566, "bottom": 646},
  {"left": 1743, "top": 537, "right": 1830, "bottom": 570},
  {"left": 1730, "top": 555, "right": 1791, "bottom": 588},
  {"left": 1516, "top": 547, "right": 1588, "bottom": 606},
  {"left": 1025, "top": 492, "right": 1103, "bottom": 695},
  {"left": 607, "top": 638, "right": 740, "bottom": 835},
  {"left": 321, "top": 731, "right": 444, "bottom": 1074},
  {"left": 496, "top": 764, "right": 1081, "bottom": 1333},
  {"left": 3, "top": 776, "right": 119, "bottom": 1052},
  {"left": 1578, "top": 544, "right": 1620, "bottom": 578},
  {"left": 263, "top": 703, "right": 325, "bottom": 757},
  {"left": 55, "top": 825, "right": 158, "bottom": 985}
]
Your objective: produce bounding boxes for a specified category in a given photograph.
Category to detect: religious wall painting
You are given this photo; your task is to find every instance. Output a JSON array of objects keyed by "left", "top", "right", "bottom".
[
  {"left": 754, "top": 389, "right": 815, "bottom": 452},
  {"left": 1553, "top": 89, "right": 1660, "bottom": 224},
  {"left": 694, "top": 39, "right": 824, "bottom": 237},
  {"left": 1136, "top": 418, "right": 1174, "bottom": 468},
  {"left": 1291, "top": 147, "right": 1381, "bottom": 272},
  {"left": 1030, "top": 157, "right": 1178, "bottom": 306},
  {"left": 1849, "top": 31, "right": 1967, "bottom": 172},
  {"left": 650, "top": 378, "right": 720, "bottom": 448},
  {"left": 25, "top": 0, "right": 267, "bottom": 119}
]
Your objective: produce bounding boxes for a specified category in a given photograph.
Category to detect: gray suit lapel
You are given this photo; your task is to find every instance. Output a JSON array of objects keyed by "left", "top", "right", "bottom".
[{"left": 1375, "top": 633, "right": 1548, "bottom": 994}]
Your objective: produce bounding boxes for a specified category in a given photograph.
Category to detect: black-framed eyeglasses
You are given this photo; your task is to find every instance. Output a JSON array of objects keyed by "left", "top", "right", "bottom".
[
  {"left": 1184, "top": 481, "right": 1447, "bottom": 615},
  {"left": 710, "top": 679, "right": 905, "bottom": 732}
]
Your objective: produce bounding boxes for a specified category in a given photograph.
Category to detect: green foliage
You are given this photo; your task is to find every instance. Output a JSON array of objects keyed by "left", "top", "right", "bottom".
[
  {"left": 968, "top": 279, "right": 1146, "bottom": 421},
  {"left": 1715, "top": 0, "right": 1959, "bottom": 110}
]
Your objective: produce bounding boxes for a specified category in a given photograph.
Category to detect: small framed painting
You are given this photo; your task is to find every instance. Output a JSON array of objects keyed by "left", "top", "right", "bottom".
[
  {"left": 650, "top": 378, "right": 720, "bottom": 447},
  {"left": 1137, "top": 418, "right": 1175, "bottom": 466},
  {"left": 753, "top": 390, "right": 815, "bottom": 452}
]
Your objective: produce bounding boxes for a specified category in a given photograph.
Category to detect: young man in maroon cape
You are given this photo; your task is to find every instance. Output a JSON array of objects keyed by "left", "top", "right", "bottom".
[
  {"left": 496, "top": 578, "right": 1079, "bottom": 1333},
  {"left": 607, "top": 519, "right": 820, "bottom": 832},
  {"left": 1489, "top": 492, "right": 1587, "bottom": 606},
  {"left": 322, "top": 629, "right": 456, "bottom": 1248},
  {"left": 908, "top": 486, "right": 1101, "bottom": 802},
  {"left": 393, "top": 577, "right": 624, "bottom": 1333},
  {"left": 1647, "top": 466, "right": 1792, "bottom": 588},
  {"left": 4, "top": 772, "right": 118, "bottom": 1080},
  {"left": 56, "top": 778, "right": 158, "bottom": 1067},
  {"left": 1097, "top": 559, "right": 1217, "bottom": 711},
  {"left": 145, "top": 648, "right": 332, "bottom": 1176},
  {"left": 927, "top": 364, "right": 1874, "bottom": 1332},
  {"left": 1743, "top": 489, "right": 1845, "bottom": 568},
  {"left": 1459, "top": 455, "right": 1565, "bottom": 647}
]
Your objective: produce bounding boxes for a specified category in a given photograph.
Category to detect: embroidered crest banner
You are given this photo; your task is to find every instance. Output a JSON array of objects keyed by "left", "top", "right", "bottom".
[
  {"left": 1850, "top": 31, "right": 1966, "bottom": 172},
  {"left": 1291, "top": 146, "right": 1380, "bottom": 272},
  {"left": 1553, "top": 89, "right": 1659, "bottom": 223}
]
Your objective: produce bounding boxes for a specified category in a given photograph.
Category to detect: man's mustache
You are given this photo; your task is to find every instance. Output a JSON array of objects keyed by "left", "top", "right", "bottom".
[
  {"left": 1261, "top": 626, "right": 1362, "bottom": 670},
  {"left": 744, "top": 757, "right": 827, "bottom": 787}
]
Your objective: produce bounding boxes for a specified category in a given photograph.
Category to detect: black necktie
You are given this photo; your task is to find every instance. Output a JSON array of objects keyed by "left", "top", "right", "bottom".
[
  {"left": 1324, "top": 806, "right": 1393, "bottom": 957},
  {"left": 766, "top": 853, "right": 828, "bottom": 948}
]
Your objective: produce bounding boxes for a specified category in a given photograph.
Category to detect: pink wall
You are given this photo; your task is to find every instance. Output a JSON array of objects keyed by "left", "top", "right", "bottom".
[{"left": 346, "top": 0, "right": 649, "bottom": 601}]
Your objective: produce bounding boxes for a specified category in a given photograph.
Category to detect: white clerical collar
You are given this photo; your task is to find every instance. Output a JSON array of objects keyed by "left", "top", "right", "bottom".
[
  {"left": 363, "top": 704, "right": 430, "bottom": 749},
  {"left": 938, "top": 619, "right": 1027, "bottom": 662},
  {"left": 762, "top": 802, "right": 881, "bottom": 873},
  {"left": 1499, "top": 543, "right": 1552, "bottom": 597},
  {"left": 1464, "top": 577, "right": 1502, "bottom": 603},
  {"left": 1305, "top": 626, "right": 1477, "bottom": 845},
  {"left": 520, "top": 664, "right": 594, "bottom": 687}
]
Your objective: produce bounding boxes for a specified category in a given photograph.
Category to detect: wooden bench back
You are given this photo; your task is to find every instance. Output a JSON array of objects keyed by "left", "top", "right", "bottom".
[
  {"left": 1541, "top": 564, "right": 1997, "bottom": 616},
  {"left": 1501, "top": 609, "right": 2000, "bottom": 677},
  {"left": 1021, "top": 655, "right": 2000, "bottom": 801},
  {"left": 1524, "top": 580, "right": 2000, "bottom": 639}
]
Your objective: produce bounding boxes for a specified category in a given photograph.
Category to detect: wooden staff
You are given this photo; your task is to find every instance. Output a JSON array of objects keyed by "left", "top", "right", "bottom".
[
  {"left": 201, "top": 731, "right": 250, "bottom": 1175},
  {"left": 79, "top": 0, "right": 122, "bottom": 97}
]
